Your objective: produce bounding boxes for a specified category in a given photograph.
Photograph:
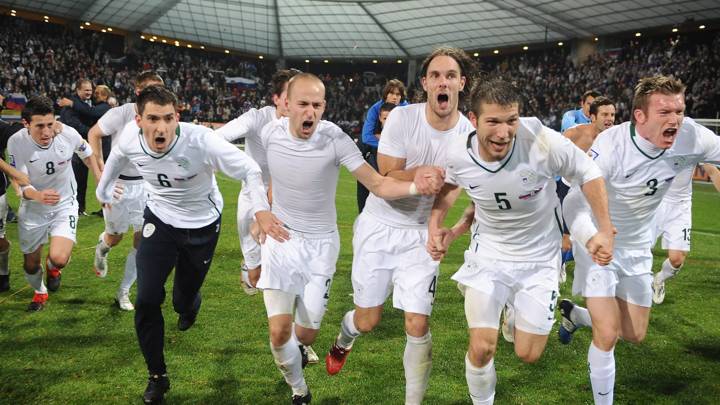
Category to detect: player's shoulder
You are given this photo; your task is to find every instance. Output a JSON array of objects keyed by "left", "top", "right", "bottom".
[
  {"left": 316, "top": 120, "right": 347, "bottom": 140},
  {"left": 7, "top": 127, "right": 28, "bottom": 147},
  {"left": 179, "top": 122, "right": 213, "bottom": 142},
  {"left": 58, "top": 124, "right": 82, "bottom": 140}
]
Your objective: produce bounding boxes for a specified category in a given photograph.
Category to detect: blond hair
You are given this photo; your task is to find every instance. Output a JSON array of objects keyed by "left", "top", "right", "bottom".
[{"left": 632, "top": 76, "right": 685, "bottom": 123}]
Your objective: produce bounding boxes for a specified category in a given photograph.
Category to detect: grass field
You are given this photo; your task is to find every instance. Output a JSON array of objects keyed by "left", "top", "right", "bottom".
[{"left": 0, "top": 171, "right": 718, "bottom": 404}]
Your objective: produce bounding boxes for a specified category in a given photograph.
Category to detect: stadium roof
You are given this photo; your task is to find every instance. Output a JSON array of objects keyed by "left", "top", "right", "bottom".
[{"left": 4, "top": 0, "right": 720, "bottom": 59}]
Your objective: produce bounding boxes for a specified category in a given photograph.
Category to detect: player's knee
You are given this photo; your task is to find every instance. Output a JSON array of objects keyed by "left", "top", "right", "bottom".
[
  {"left": 515, "top": 346, "right": 543, "bottom": 364},
  {"left": 269, "top": 324, "right": 292, "bottom": 347},
  {"left": 404, "top": 315, "right": 429, "bottom": 337},
  {"left": 622, "top": 329, "right": 646, "bottom": 344},
  {"left": 24, "top": 260, "right": 41, "bottom": 274},
  {"left": 468, "top": 340, "right": 496, "bottom": 366},
  {"left": 355, "top": 312, "right": 381, "bottom": 333},
  {"left": 48, "top": 252, "right": 70, "bottom": 268},
  {"left": 593, "top": 331, "right": 618, "bottom": 351}
]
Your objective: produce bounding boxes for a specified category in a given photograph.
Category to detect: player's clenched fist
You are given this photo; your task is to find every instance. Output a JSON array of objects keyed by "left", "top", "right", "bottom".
[{"left": 413, "top": 165, "right": 445, "bottom": 195}]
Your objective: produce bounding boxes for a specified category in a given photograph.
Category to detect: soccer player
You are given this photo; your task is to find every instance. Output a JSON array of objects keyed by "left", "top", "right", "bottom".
[
  {"left": 559, "top": 76, "right": 720, "bottom": 405},
  {"left": 0, "top": 119, "right": 32, "bottom": 292},
  {"left": 257, "top": 73, "right": 431, "bottom": 405},
  {"left": 650, "top": 163, "right": 720, "bottom": 303},
  {"left": 325, "top": 47, "right": 475, "bottom": 405},
  {"left": 557, "top": 96, "right": 616, "bottom": 277},
  {"left": 87, "top": 71, "right": 163, "bottom": 311},
  {"left": 215, "top": 69, "right": 298, "bottom": 295},
  {"left": 95, "top": 86, "right": 286, "bottom": 404},
  {"left": 561, "top": 90, "right": 601, "bottom": 133},
  {"left": 8, "top": 96, "right": 101, "bottom": 311},
  {"left": 426, "top": 78, "right": 613, "bottom": 405}
]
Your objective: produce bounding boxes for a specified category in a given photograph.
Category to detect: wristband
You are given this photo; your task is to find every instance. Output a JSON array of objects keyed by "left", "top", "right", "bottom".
[{"left": 409, "top": 182, "right": 418, "bottom": 196}]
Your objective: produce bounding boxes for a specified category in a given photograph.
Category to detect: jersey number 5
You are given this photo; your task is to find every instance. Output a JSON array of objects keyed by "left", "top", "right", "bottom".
[{"left": 494, "top": 192, "right": 512, "bottom": 210}]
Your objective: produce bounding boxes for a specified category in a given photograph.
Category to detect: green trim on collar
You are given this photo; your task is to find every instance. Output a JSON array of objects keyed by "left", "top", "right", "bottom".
[
  {"left": 138, "top": 126, "right": 181, "bottom": 159},
  {"left": 630, "top": 123, "right": 665, "bottom": 160},
  {"left": 465, "top": 130, "right": 516, "bottom": 173}
]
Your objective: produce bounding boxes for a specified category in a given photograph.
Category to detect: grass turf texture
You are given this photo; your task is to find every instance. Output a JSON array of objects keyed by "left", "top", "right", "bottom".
[{"left": 0, "top": 172, "right": 718, "bottom": 404}]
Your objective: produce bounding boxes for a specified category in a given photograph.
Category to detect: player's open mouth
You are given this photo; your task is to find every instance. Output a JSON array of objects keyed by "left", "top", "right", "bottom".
[
  {"left": 489, "top": 140, "right": 508, "bottom": 152},
  {"left": 663, "top": 128, "right": 677, "bottom": 137},
  {"left": 302, "top": 120, "right": 313, "bottom": 130},
  {"left": 437, "top": 94, "right": 449, "bottom": 108},
  {"left": 154, "top": 136, "right": 166, "bottom": 145}
]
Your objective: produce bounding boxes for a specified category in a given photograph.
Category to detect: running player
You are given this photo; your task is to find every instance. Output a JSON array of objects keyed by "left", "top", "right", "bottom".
[
  {"left": 215, "top": 69, "right": 298, "bottom": 295},
  {"left": 650, "top": 163, "right": 720, "bottom": 303},
  {"left": 325, "top": 47, "right": 475, "bottom": 405},
  {"left": 96, "top": 86, "right": 286, "bottom": 404},
  {"left": 559, "top": 76, "right": 720, "bottom": 405},
  {"left": 427, "top": 78, "right": 613, "bottom": 405},
  {"left": 87, "top": 71, "right": 163, "bottom": 310},
  {"left": 8, "top": 96, "right": 101, "bottom": 311},
  {"left": 257, "top": 73, "right": 432, "bottom": 405}
]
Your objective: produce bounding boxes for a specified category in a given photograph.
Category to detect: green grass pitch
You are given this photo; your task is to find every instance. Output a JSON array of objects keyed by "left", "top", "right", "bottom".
[{"left": 0, "top": 172, "right": 718, "bottom": 404}]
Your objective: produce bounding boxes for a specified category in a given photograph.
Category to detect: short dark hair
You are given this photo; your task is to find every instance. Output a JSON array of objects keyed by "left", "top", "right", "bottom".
[
  {"left": 22, "top": 96, "right": 54, "bottom": 123},
  {"left": 420, "top": 47, "right": 476, "bottom": 100},
  {"left": 76, "top": 79, "right": 92, "bottom": 90},
  {"left": 470, "top": 78, "right": 522, "bottom": 116},
  {"left": 589, "top": 96, "right": 614, "bottom": 116},
  {"left": 135, "top": 71, "right": 164, "bottom": 90},
  {"left": 582, "top": 90, "right": 601, "bottom": 103},
  {"left": 136, "top": 85, "right": 178, "bottom": 115},
  {"left": 271, "top": 69, "right": 301, "bottom": 97},
  {"left": 382, "top": 79, "right": 406, "bottom": 103}
]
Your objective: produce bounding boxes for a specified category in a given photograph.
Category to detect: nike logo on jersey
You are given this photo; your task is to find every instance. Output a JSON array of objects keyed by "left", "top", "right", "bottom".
[
  {"left": 624, "top": 171, "right": 637, "bottom": 178},
  {"left": 598, "top": 391, "right": 611, "bottom": 396},
  {"left": 469, "top": 184, "right": 480, "bottom": 190},
  {"left": 29, "top": 159, "right": 39, "bottom": 163},
  {"left": 137, "top": 163, "right": 147, "bottom": 167}
]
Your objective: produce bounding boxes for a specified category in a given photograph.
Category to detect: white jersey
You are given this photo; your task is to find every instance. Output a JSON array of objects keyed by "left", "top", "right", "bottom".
[
  {"left": 215, "top": 106, "right": 276, "bottom": 186},
  {"left": 567, "top": 118, "right": 720, "bottom": 250},
  {"left": 363, "top": 103, "right": 474, "bottom": 228},
  {"left": 8, "top": 126, "right": 92, "bottom": 213},
  {"left": 660, "top": 164, "right": 694, "bottom": 204},
  {"left": 261, "top": 117, "right": 365, "bottom": 234},
  {"left": 446, "top": 117, "right": 601, "bottom": 262},
  {"left": 97, "top": 122, "right": 269, "bottom": 229},
  {"left": 96, "top": 102, "right": 142, "bottom": 178}
]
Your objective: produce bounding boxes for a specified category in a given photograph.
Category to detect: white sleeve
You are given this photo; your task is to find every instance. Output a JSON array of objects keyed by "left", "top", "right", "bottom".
[
  {"left": 546, "top": 128, "right": 602, "bottom": 185},
  {"left": 214, "top": 108, "right": 261, "bottom": 142},
  {"left": 377, "top": 108, "right": 407, "bottom": 159},
  {"left": 698, "top": 123, "right": 720, "bottom": 164},
  {"left": 7, "top": 136, "right": 27, "bottom": 174},
  {"left": 204, "top": 132, "right": 270, "bottom": 214},
  {"left": 97, "top": 107, "right": 125, "bottom": 137},
  {"left": 96, "top": 148, "right": 129, "bottom": 204},
  {"left": 335, "top": 128, "right": 365, "bottom": 172},
  {"left": 69, "top": 128, "right": 93, "bottom": 159},
  {"left": 563, "top": 185, "right": 597, "bottom": 248}
]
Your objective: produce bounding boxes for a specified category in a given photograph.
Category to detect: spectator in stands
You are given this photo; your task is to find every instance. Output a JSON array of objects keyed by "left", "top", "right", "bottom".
[
  {"left": 560, "top": 90, "right": 600, "bottom": 132},
  {"left": 356, "top": 79, "right": 408, "bottom": 212}
]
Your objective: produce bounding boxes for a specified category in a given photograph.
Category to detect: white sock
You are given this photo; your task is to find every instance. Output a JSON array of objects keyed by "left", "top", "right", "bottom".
[
  {"left": 337, "top": 310, "right": 361, "bottom": 349},
  {"left": 465, "top": 354, "right": 496, "bottom": 405},
  {"left": 571, "top": 304, "right": 592, "bottom": 328},
  {"left": 658, "top": 258, "right": 681, "bottom": 282},
  {"left": 119, "top": 248, "right": 137, "bottom": 293},
  {"left": 0, "top": 245, "right": 9, "bottom": 275},
  {"left": 404, "top": 332, "right": 432, "bottom": 405},
  {"left": 97, "top": 232, "right": 112, "bottom": 256},
  {"left": 25, "top": 267, "right": 47, "bottom": 294},
  {"left": 270, "top": 334, "right": 307, "bottom": 397},
  {"left": 588, "top": 342, "right": 615, "bottom": 405}
]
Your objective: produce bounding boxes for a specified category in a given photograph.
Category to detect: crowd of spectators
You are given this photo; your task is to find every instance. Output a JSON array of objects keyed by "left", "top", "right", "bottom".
[{"left": 1, "top": 15, "right": 719, "bottom": 136}]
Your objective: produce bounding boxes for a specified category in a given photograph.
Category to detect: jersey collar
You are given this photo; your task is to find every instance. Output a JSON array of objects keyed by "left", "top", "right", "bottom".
[
  {"left": 138, "top": 126, "right": 181, "bottom": 159},
  {"left": 465, "top": 130, "right": 516, "bottom": 173},
  {"left": 630, "top": 123, "right": 665, "bottom": 160}
]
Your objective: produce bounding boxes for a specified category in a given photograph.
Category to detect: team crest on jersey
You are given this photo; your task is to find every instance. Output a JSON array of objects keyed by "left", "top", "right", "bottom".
[
  {"left": 176, "top": 157, "right": 190, "bottom": 169},
  {"left": 671, "top": 155, "right": 688, "bottom": 168},
  {"left": 519, "top": 169, "right": 537, "bottom": 186},
  {"left": 8, "top": 155, "right": 15, "bottom": 167},
  {"left": 589, "top": 148, "right": 599, "bottom": 160}
]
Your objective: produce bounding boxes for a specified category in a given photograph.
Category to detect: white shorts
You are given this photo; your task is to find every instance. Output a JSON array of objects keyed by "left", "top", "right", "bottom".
[
  {"left": 453, "top": 251, "right": 559, "bottom": 335},
  {"left": 653, "top": 199, "right": 691, "bottom": 251},
  {"left": 18, "top": 202, "right": 78, "bottom": 253},
  {"left": 237, "top": 187, "right": 261, "bottom": 269},
  {"left": 104, "top": 180, "right": 146, "bottom": 235},
  {"left": 351, "top": 212, "right": 439, "bottom": 316},
  {"left": 257, "top": 228, "right": 339, "bottom": 329},
  {"left": 0, "top": 193, "right": 8, "bottom": 238},
  {"left": 572, "top": 242, "right": 653, "bottom": 307}
]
